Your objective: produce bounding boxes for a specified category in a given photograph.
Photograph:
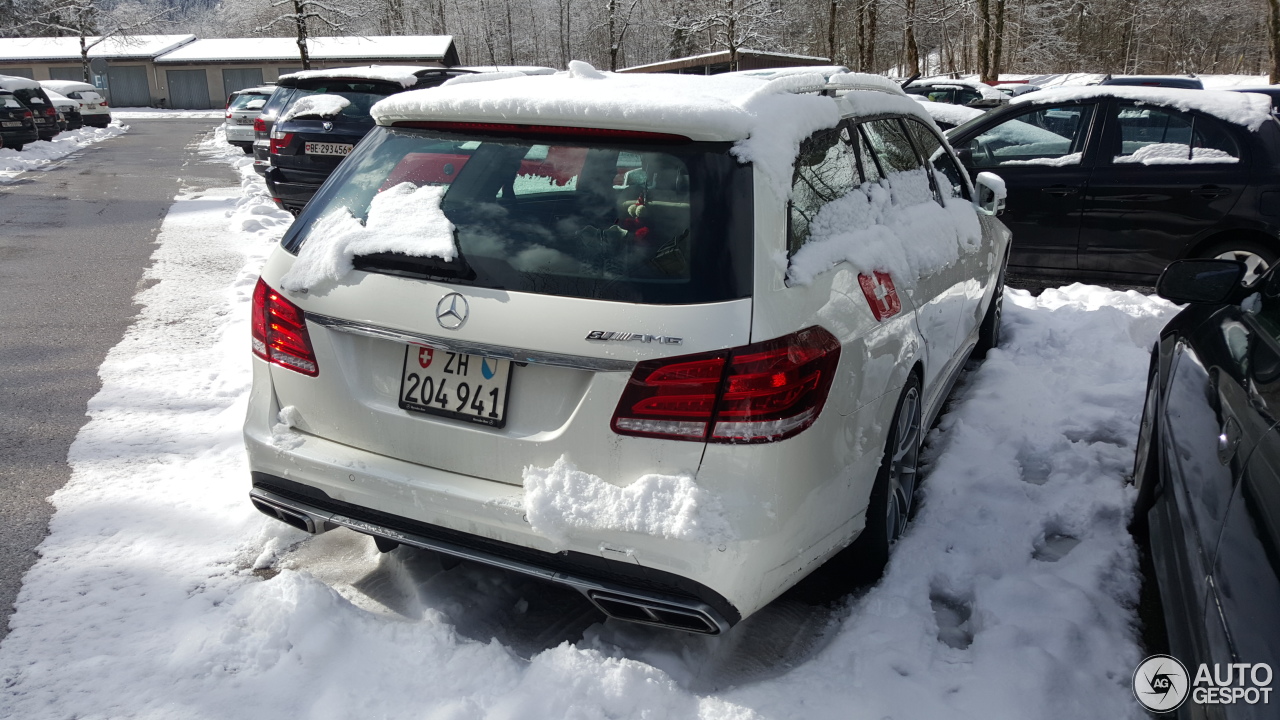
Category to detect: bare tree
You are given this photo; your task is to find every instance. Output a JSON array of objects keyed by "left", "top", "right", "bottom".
[
  {"left": 672, "top": 0, "right": 781, "bottom": 70},
  {"left": 14, "top": 0, "right": 172, "bottom": 82},
  {"left": 602, "top": 0, "right": 641, "bottom": 69},
  {"left": 256, "top": 0, "right": 361, "bottom": 69}
]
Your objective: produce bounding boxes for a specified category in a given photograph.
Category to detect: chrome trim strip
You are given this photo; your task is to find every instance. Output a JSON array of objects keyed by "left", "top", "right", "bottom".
[
  {"left": 248, "top": 488, "right": 730, "bottom": 634},
  {"left": 307, "top": 313, "right": 635, "bottom": 373}
]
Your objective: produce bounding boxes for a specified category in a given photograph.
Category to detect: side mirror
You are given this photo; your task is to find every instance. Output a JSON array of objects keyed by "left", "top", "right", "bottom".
[
  {"left": 1156, "top": 259, "right": 1246, "bottom": 304},
  {"left": 973, "top": 171, "right": 1006, "bottom": 216}
]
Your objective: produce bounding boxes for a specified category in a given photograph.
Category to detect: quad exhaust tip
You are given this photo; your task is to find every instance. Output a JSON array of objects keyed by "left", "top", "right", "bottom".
[{"left": 248, "top": 488, "right": 731, "bottom": 635}]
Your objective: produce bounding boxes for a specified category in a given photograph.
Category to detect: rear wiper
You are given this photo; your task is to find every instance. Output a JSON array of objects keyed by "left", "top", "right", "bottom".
[{"left": 353, "top": 251, "right": 477, "bottom": 283}]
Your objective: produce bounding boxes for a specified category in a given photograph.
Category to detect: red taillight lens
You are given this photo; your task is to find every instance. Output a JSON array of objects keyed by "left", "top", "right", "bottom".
[
  {"left": 226, "top": 111, "right": 233, "bottom": 119},
  {"left": 251, "top": 278, "right": 318, "bottom": 376},
  {"left": 268, "top": 131, "right": 293, "bottom": 154},
  {"left": 253, "top": 116, "right": 266, "bottom": 132},
  {"left": 45, "top": 107, "right": 56, "bottom": 116},
  {"left": 22, "top": 110, "right": 31, "bottom": 118},
  {"left": 611, "top": 327, "right": 840, "bottom": 444}
]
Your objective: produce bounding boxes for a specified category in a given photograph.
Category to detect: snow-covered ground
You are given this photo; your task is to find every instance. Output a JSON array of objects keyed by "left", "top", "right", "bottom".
[
  {"left": 0, "top": 127, "right": 1182, "bottom": 719},
  {"left": 110, "top": 107, "right": 226, "bottom": 119},
  {"left": 0, "top": 122, "right": 127, "bottom": 182}
]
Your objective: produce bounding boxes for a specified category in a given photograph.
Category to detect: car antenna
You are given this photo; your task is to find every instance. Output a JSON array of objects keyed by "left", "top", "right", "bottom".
[{"left": 900, "top": 72, "right": 921, "bottom": 88}]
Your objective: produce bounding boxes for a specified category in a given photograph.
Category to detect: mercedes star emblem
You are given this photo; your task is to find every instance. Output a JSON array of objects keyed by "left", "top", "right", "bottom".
[{"left": 435, "top": 293, "right": 469, "bottom": 330}]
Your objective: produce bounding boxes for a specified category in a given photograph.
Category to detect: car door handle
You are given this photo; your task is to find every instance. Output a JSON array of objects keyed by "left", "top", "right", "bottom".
[
  {"left": 1196, "top": 185, "right": 1231, "bottom": 199},
  {"left": 1041, "top": 186, "right": 1079, "bottom": 196}
]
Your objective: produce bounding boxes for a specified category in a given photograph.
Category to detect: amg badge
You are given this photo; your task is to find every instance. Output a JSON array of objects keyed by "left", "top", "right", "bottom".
[{"left": 586, "top": 331, "right": 683, "bottom": 345}]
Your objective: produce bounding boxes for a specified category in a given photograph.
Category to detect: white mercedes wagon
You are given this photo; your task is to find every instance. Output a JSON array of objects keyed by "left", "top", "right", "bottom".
[{"left": 244, "top": 64, "right": 1010, "bottom": 634}]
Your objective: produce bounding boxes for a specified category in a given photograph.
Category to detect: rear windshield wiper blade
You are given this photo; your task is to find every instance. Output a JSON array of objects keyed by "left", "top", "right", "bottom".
[{"left": 353, "top": 251, "right": 478, "bottom": 283}]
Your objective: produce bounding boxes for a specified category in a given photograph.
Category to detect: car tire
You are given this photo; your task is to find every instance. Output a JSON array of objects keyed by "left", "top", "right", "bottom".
[
  {"left": 1130, "top": 360, "right": 1161, "bottom": 538},
  {"left": 1200, "top": 239, "right": 1278, "bottom": 285},
  {"left": 974, "top": 264, "right": 1005, "bottom": 359},
  {"left": 850, "top": 374, "right": 923, "bottom": 578},
  {"left": 10, "top": 143, "right": 22, "bottom": 151}
]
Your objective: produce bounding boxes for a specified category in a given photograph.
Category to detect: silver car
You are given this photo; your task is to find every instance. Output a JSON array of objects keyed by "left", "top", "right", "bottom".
[{"left": 224, "top": 85, "right": 274, "bottom": 153}]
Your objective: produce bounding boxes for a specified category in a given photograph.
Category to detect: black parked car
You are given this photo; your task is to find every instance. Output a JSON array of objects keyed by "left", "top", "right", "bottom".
[
  {"left": 264, "top": 67, "right": 520, "bottom": 213},
  {"left": 0, "top": 76, "right": 59, "bottom": 141},
  {"left": 947, "top": 88, "right": 1280, "bottom": 283},
  {"left": 1133, "top": 258, "right": 1280, "bottom": 716},
  {"left": 904, "top": 80, "right": 1007, "bottom": 108},
  {"left": 1232, "top": 87, "right": 1280, "bottom": 113},
  {"left": 0, "top": 89, "right": 38, "bottom": 150}
]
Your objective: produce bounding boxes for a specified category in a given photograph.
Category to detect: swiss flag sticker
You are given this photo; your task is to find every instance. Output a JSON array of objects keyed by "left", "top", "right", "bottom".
[
  {"left": 418, "top": 347, "right": 434, "bottom": 368},
  {"left": 858, "top": 272, "right": 902, "bottom": 321}
]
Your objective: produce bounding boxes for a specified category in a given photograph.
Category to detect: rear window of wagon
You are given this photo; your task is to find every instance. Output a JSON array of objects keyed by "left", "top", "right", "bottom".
[{"left": 282, "top": 126, "right": 755, "bottom": 305}]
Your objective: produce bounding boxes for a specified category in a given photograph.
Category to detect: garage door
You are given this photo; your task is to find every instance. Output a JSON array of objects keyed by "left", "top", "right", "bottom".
[
  {"left": 221, "top": 68, "right": 264, "bottom": 98},
  {"left": 166, "top": 69, "right": 211, "bottom": 109},
  {"left": 49, "top": 67, "right": 85, "bottom": 81},
  {"left": 2, "top": 67, "right": 34, "bottom": 79},
  {"left": 106, "top": 65, "right": 150, "bottom": 107}
]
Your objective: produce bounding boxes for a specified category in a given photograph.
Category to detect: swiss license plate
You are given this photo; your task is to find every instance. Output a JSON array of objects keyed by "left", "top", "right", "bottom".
[
  {"left": 87, "top": 104, "right": 98, "bottom": 109},
  {"left": 1, "top": 121, "right": 19, "bottom": 127},
  {"left": 304, "top": 141, "right": 353, "bottom": 156},
  {"left": 399, "top": 346, "right": 513, "bottom": 427}
]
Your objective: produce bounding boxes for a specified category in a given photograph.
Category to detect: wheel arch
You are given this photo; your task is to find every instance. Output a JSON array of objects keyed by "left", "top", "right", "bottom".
[{"left": 1183, "top": 227, "right": 1280, "bottom": 261}]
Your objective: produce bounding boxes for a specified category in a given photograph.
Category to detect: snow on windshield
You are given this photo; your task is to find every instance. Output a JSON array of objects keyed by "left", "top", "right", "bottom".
[
  {"left": 279, "top": 94, "right": 352, "bottom": 122},
  {"left": 279, "top": 182, "right": 456, "bottom": 291},
  {"left": 787, "top": 167, "right": 983, "bottom": 287},
  {"left": 521, "top": 456, "right": 733, "bottom": 551},
  {"left": 911, "top": 98, "right": 987, "bottom": 127}
]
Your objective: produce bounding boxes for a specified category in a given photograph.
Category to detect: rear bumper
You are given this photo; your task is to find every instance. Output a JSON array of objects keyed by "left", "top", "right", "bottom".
[
  {"left": 248, "top": 476, "right": 734, "bottom": 634},
  {"left": 264, "top": 166, "right": 321, "bottom": 211},
  {"left": 82, "top": 113, "right": 111, "bottom": 127},
  {"left": 224, "top": 124, "right": 255, "bottom": 143},
  {"left": 1, "top": 128, "right": 38, "bottom": 145}
]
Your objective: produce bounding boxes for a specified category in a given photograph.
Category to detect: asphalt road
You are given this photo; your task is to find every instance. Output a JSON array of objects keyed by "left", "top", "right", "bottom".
[{"left": 0, "top": 119, "right": 230, "bottom": 640}]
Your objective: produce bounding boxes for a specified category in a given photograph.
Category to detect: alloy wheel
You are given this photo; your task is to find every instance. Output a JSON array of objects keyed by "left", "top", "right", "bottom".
[
  {"left": 1215, "top": 249, "right": 1270, "bottom": 285},
  {"left": 885, "top": 386, "right": 922, "bottom": 544}
]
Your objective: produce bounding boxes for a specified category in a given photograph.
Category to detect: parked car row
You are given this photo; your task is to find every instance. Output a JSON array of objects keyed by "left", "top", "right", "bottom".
[{"left": 0, "top": 76, "right": 111, "bottom": 151}]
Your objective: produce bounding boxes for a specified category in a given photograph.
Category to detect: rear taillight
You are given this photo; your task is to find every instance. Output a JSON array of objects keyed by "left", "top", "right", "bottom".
[
  {"left": 22, "top": 110, "right": 31, "bottom": 118},
  {"left": 269, "top": 130, "right": 293, "bottom": 154},
  {"left": 225, "top": 111, "right": 232, "bottom": 119},
  {"left": 253, "top": 116, "right": 266, "bottom": 132},
  {"left": 99, "top": 100, "right": 107, "bottom": 107},
  {"left": 44, "top": 107, "right": 56, "bottom": 116},
  {"left": 611, "top": 327, "right": 840, "bottom": 444},
  {"left": 251, "top": 278, "right": 318, "bottom": 376}
]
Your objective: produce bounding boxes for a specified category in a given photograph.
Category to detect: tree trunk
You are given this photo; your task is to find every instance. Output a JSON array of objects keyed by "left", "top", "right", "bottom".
[
  {"left": 1269, "top": 0, "right": 1280, "bottom": 82},
  {"left": 80, "top": 34, "right": 90, "bottom": 83},
  {"left": 828, "top": 0, "right": 838, "bottom": 63},
  {"left": 504, "top": 0, "right": 514, "bottom": 65},
  {"left": 608, "top": 0, "right": 618, "bottom": 70},
  {"left": 727, "top": 0, "right": 739, "bottom": 70},
  {"left": 990, "top": 0, "right": 1006, "bottom": 81},
  {"left": 293, "top": 0, "right": 311, "bottom": 70},
  {"left": 866, "top": 0, "right": 877, "bottom": 72},
  {"left": 904, "top": 0, "right": 919, "bottom": 75},
  {"left": 976, "top": 0, "right": 991, "bottom": 82}
]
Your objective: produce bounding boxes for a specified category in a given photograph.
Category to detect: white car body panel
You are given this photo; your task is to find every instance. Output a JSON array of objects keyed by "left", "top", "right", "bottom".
[{"left": 243, "top": 70, "right": 1010, "bottom": 630}]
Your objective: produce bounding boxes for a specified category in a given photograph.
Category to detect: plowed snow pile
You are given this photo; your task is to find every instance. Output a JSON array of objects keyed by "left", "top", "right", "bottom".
[
  {"left": 0, "top": 128, "right": 1179, "bottom": 719},
  {"left": 0, "top": 122, "right": 127, "bottom": 180}
]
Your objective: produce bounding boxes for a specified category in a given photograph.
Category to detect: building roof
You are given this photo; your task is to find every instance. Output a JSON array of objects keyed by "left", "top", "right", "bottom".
[
  {"left": 0, "top": 35, "right": 195, "bottom": 62},
  {"left": 154, "top": 36, "right": 457, "bottom": 64},
  {"left": 619, "top": 49, "right": 831, "bottom": 74}
]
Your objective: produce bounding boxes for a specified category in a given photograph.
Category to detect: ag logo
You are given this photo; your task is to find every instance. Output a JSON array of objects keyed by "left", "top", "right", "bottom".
[
  {"left": 418, "top": 347, "right": 434, "bottom": 368},
  {"left": 1134, "top": 654, "right": 1190, "bottom": 713}
]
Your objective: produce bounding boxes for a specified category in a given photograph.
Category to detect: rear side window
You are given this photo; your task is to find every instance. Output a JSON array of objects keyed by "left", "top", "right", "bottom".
[
  {"left": 261, "top": 87, "right": 296, "bottom": 118},
  {"left": 789, "top": 125, "right": 858, "bottom": 255},
  {"left": 861, "top": 119, "right": 919, "bottom": 173},
  {"left": 1112, "top": 103, "right": 1240, "bottom": 164},
  {"left": 284, "top": 127, "right": 753, "bottom": 305}
]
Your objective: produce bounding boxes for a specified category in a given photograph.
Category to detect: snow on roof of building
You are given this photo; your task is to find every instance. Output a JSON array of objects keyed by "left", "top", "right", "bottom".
[
  {"left": 0, "top": 35, "right": 195, "bottom": 61},
  {"left": 1012, "top": 85, "right": 1274, "bottom": 131},
  {"left": 280, "top": 65, "right": 433, "bottom": 88},
  {"left": 373, "top": 62, "right": 936, "bottom": 199},
  {"left": 154, "top": 36, "right": 454, "bottom": 64}
]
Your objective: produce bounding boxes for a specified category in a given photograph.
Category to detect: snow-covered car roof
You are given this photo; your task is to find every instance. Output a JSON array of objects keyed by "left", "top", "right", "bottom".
[
  {"left": 38, "top": 79, "right": 98, "bottom": 94},
  {"left": 0, "top": 74, "right": 43, "bottom": 92},
  {"left": 907, "top": 77, "right": 1007, "bottom": 101},
  {"left": 372, "top": 63, "right": 935, "bottom": 198},
  {"left": 231, "top": 85, "right": 275, "bottom": 97},
  {"left": 373, "top": 64, "right": 933, "bottom": 142},
  {"left": 43, "top": 89, "right": 77, "bottom": 109},
  {"left": 1012, "top": 85, "right": 1274, "bottom": 131},
  {"left": 910, "top": 98, "right": 987, "bottom": 128},
  {"left": 278, "top": 65, "right": 435, "bottom": 88}
]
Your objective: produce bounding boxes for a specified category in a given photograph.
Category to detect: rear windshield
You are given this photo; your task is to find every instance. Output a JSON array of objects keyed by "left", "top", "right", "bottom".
[
  {"left": 229, "top": 92, "right": 270, "bottom": 111},
  {"left": 0, "top": 94, "right": 21, "bottom": 109},
  {"left": 11, "top": 89, "right": 45, "bottom": 106},
  {"left": 282, "top": 80, "right": 400, "bottom": 122},
  {"left": 260, "top": 86, "right": 296, "bottom": 118},
  {"left": 282, "top": 126, "right": 754, "bottom": 304}
]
